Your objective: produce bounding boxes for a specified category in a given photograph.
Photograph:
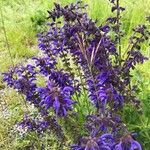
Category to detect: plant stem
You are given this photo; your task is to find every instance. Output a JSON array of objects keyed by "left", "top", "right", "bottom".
[
  {"left": 0, "top": 4, "right": 14, "bottom": 67},
  {"left": 116, "top": 0, "right": 122, "bottom": 66}
]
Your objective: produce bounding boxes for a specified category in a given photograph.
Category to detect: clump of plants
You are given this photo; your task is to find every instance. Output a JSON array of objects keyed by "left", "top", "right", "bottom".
[
  {"left": 31, "top": 10, "right": 47, "bottom": 32},
  {"left": 3, "top": 0, "right": 150, "bottom": 149}
]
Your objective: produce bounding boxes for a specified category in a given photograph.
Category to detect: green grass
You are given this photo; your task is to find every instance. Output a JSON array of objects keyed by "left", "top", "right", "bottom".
[{"left": 0, "top": 0, "right": 150, "bottom": 149}]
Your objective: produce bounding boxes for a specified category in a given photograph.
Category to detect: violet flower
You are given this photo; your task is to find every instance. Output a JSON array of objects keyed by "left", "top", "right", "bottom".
[
  {"left": 38, "top": 80, "right": 76, "bottom": 116},
  {"left": 115, "top": 134, "right": 142, "bottom": 150}
]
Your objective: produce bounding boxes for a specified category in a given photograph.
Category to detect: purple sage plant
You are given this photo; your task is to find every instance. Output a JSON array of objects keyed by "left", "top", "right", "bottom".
[{"left": 3, "top": 0, "right": 150, "bottom": 149}]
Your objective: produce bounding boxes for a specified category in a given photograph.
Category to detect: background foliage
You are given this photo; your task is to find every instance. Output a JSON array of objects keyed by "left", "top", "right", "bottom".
[{"left": 0, "top": 0, "right": 150, "bottom": 149}]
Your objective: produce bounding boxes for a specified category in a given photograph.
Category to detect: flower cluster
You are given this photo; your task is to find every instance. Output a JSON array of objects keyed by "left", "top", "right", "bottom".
[
  {"left": 18, "top": 114, "right": 66, "bottom": 141},
  {"left": 3, "top": 0, "right": 149, "bottom": 149},
  {"left": 3, "top": 65, "right": 37, "bottom": 103},
  {"left": 71, "top": 133, "right": 142, "bottom": 150},
  {"left": 19, "top": 115, "right": 49, "bottom": 133},
  {"left": 38, "top": 80, "right": 76, "bottom": 116}
]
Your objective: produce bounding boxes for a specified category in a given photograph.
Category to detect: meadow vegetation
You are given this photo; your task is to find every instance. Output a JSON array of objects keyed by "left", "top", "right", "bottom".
[{"left": 0, "top": 0, "right": 150, "bottom": 149}]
